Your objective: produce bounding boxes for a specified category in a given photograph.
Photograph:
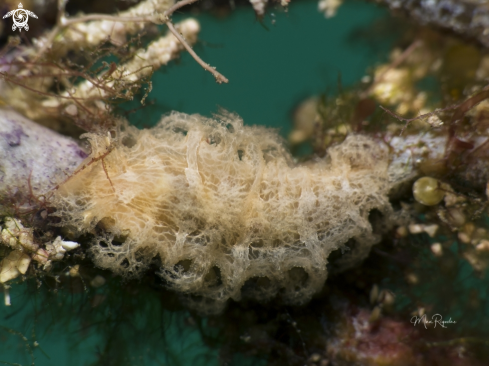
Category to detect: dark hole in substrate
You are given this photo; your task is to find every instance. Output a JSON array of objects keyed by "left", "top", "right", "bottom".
[
  {"left": 250, "top": 239, "right": 264, "bottom": 248},
  {"left": 327, "top": 238, "right": 358, "bottom": 271},
  {"left": 120, "top": 258, "right": 130, "bottom": 268},
  {"left": 287, "top": 267, "right": 309, "bottom": 288},
  {"left": 150, "top": 254, "right": 162, "bottom": 269},
  {"left": 368, "top": 208, "right": 385, "bottom": 236},
  {"left": 134, "top": 250, "right": 145, "bottom": 262},
  {"left": 174, "top": 259, "right": 193, "bottom": 273},
  {"left": 208, "top": 133, "right": 221, "bottom": 145},
  {"left": 262, "top": 147, "right": 278, "bottom": 163},
  {"left": 343, "top": 238, "right": 358, "bottom": 252},
  {"left": 97, "top": 217, "right": 116, "bottom": 231},
  {"left": 204, "top": 266, "right": 223, "bottom": 288},
  {"left": 317, "top": 230, "right": 330, "bottom": 241},
  {"left": 272, "top": 239, "right": 283, "bottom": 247},
  {"left": 172, "top": 127, "right": 188, "bottom": 136},
  {"left": 188, "top": 230, "right": 207, "bottom": 245},
  {"left": 189, "top": 294, "right": 204, "bottom": 303},
  {"left": 226, "top": 123, "right": 235, "bottom": 133},
  {"left": 111, "top": 235, "right": 126, "bottom": 247},
  {"left": 238, "top": 149, "right": 244, "bottom": 161},
  {"left": 241, "top": 276, "right": 272, "bottom": 298},
  {"left": 121, "top": 135, "right": 137, "bottom": 148}
]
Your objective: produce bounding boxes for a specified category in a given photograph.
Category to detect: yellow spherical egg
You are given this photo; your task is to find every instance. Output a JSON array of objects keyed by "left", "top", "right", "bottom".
[{"left": 413, "top": 177, "right": 445, "bottom": 206}]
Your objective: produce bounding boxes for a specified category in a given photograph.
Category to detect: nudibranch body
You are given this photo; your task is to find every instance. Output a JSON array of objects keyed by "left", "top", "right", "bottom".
[{"left": 54, "top": 112, "right": 392, "bottom": 313}]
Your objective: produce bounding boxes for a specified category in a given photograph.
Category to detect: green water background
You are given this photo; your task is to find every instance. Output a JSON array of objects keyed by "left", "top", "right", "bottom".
[
  {"left": 0, "top": 1, "right": 395, "bottom": 365},
  {"left": 127, "top": 0, "right": 394, "bottom": 134}
]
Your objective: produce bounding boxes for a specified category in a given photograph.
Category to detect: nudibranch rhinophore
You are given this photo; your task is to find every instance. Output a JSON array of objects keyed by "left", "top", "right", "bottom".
[{"left": 54, "top": 112, "right": 393, "bottom": 313}]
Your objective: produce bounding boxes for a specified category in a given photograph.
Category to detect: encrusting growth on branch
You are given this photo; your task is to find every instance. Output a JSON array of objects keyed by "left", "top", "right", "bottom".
[
  {"left": 39, "top": 0, "right": 228, "bottom": 83},
  {"left": 0, "top": 0, "right": 227, "bottom": 132},
  {"left": 40, "top": 18, "right": 202, "bottom": 118}
]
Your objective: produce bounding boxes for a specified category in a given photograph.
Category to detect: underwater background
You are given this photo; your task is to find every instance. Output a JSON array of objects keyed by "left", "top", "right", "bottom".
[{"left": 3, "top": 0, "right": 489, "bottom": 365}]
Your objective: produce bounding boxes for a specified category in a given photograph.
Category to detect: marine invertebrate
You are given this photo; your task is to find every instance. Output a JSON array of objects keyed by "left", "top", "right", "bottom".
[{"left": 53, "top": 111, "right": 393, "bottom": 313}]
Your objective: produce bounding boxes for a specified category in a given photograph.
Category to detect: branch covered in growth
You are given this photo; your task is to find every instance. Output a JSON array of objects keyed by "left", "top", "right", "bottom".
[
  {"left": 31, "top": 0, "right": 176, "bottom": 59},
  {"left": 376, "top": 0, "right": 489, "bottom": 48},
  {"left": 39, "top": 19, "right": 202, "bottom": 130},
  {"left": 0, "top": 0, "right": 227, "bottom": 133},
  {"left": 31, "top": 0, "right": 228, "bottom": 83}
]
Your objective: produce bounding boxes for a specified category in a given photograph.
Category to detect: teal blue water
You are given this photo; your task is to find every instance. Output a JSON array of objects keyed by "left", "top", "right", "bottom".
[
  {"left": 1, "top": 283, "right": 222, "bottom": 366},
  {"left": 128, "top": 0, "right": 392, "bottom": 135},
  {"left": 1, "top": 2, "right": 394, "bottom": 365}
]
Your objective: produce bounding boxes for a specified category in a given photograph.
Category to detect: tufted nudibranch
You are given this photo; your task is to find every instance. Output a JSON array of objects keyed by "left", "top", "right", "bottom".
[{"left": 52, "top": 111, "right": 397, "bottom": 313}]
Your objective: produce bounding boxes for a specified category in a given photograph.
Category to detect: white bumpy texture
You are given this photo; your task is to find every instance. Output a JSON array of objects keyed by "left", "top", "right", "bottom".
[{"left": 54, "top": 112, "right": 392, "bottom": 313}]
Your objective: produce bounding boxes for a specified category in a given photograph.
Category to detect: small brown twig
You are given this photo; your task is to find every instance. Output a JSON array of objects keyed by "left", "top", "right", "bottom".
[
  {"left": 165, "top": 21, "right": 228, "bottom": 84},
  {"left": 52, "top": 145, "right": 115, "bottom": 191},
  {"left": 381, "top": 85, "right": 489, "bottom": 136},
  {"left": 379, "top": 105, "right": 457, "bottom": 136},
  {"left": 101, "top": 157, "right": 116, "bottom": 193}
]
